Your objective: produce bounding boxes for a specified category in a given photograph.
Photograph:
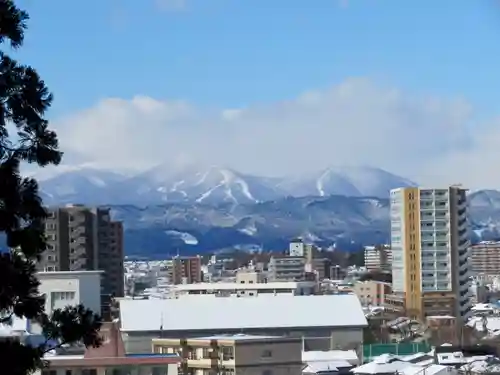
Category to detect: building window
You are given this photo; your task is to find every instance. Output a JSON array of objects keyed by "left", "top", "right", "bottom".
[
  {"left": 263, "top": 371, "right": 273, "bottom": 375},
  {"left": 221, "top": 346, "right": 234, "bottom": 360},
  {"left": 52, "top": 291, "right": 76, "bottom": 301},
  {"left": 262, "top": 350, "right": 273, "bottom": 358}
]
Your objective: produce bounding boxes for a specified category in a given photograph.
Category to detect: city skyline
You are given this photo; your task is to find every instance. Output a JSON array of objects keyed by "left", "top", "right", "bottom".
[{"left": 16, "top": 0, "right": 500, "bottom": 188}]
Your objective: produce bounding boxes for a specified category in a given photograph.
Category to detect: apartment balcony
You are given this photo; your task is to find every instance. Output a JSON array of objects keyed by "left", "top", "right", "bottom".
[{"left": 186, "top": 358, "right": 219, "bottom": 368}]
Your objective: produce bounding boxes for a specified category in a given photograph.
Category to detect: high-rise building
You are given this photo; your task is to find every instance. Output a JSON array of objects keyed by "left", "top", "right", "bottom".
[
  {"left": 386, "top": 186, "right": 471, "bottom": 322},
  {"left": 41, "top": 205, "right": 125, "bottom": 318}
]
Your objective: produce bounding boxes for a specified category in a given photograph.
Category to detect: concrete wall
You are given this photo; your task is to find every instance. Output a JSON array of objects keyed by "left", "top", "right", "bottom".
[{"left": 38, "top": 271, "right": 102, "bottom": 316}]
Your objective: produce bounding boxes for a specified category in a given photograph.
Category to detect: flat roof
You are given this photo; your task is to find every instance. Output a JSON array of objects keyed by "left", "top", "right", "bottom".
[
  {"left": 194, "top": 334, "right": 284, "bottom": 341},
  {"left": 173, "top": 281, "right": 316, "bottom": 291},
  {"left": 119, "top": 294, "right": 367, "bottom": 332},
  {"left": 38, "top": 270, "right": 104, "bottom": 278}
]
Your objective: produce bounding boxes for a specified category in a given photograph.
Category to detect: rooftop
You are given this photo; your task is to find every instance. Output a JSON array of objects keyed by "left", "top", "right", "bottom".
[
  {"left": 193, "top": 334, "right": 284, "bottom": 341},
  {"left": 37, "top": 270, "right": 104, "bottom": 278},
  {"left": 173, "top": 281, "right": 316, "bottom": 291},
  {"left": 119, "top": 294, "right": 367, "bottom": 332}
]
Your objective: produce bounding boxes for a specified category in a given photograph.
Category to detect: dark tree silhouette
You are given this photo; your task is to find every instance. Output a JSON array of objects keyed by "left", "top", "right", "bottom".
[{"left": 0, "top": 1, "right": 102, "bottom": 374}]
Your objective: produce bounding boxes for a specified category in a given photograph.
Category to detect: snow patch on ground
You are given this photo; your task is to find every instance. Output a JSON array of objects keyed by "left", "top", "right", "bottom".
[{"left": 165, "top": 230, "right": 198, "bottom": 245}]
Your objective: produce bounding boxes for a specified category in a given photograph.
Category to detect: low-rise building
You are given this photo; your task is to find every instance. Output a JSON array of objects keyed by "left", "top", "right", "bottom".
[
  {"left": 268, "top": 256, "right": 305, "bottom": 281},
  {"left": 37, "top": 322, "right": 180, "bottom": 375},
  {"left": 351, "top": 280, "right": 392, "bottom": 307},
  {"left": 119, "top": 294, "right": 368, "bottom": 354},
  {"left": 38, "top": 270, "right": 103, "bottom": 316},
  {"left": 152, "top": 334, "right": 302, "bottom": 375},
  {"left": 171, "top": 281, "right": 317, "bottom": 297}
]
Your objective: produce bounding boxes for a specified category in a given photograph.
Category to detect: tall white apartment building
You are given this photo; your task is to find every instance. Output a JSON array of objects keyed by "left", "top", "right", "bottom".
[{"left": 386, "top": 186, "right": 471, "bottom": 322}]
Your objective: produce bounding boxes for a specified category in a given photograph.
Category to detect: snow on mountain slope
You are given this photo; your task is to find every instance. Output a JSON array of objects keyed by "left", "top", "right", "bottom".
[
  {"left": 36, "top": 163, "right": 417, "bottom": 205},
  {"left": 37, "top": 168, "right": 127, "bottom": 205},
  {"left": 278, "top": 166, "right": 415, "bottom": 198},
  {"left": 122, "top": 162, "right": 283, "bottom": 205},
  {"left": 324, "top": 166, "right": 417, "bottom": 197}
]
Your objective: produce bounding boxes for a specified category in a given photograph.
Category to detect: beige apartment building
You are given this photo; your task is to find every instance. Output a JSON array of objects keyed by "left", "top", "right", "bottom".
[
  {"left": 352, "top": 280, "right": 392, "bottom": 307},
  {"left": 470, "top": 241, "right": 500, "bottom": 276},
  {"left": 41, "top": 205, "right": 125, "bottom": 318},
  {"left": 386, "top": 186, "right": 471, "bottom": 322},
  {"left": 152, "top": 335, "right": 303, "bottom": 375}
]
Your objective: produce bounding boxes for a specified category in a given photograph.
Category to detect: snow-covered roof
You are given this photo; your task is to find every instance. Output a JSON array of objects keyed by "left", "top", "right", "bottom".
[
  {"left": 351, "top": 359, "right": 409, "bottom": 374},
  {"left": 119, "top": 294, "right": 367, "bottom": 332}
]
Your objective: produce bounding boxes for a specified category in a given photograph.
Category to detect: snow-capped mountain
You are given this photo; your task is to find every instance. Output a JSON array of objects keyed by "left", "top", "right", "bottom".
[
  {"left": 34, "top": 163, "right": 417, "bottom": 205},
  {"left": 36, "top": 167, "right": 128, "bottom": 205},
  {"left": 118, "top": 163, "right": 284, "bottom": 205},
  {"left": 279, "top": 166, "right": 416, "bottom": 197}
]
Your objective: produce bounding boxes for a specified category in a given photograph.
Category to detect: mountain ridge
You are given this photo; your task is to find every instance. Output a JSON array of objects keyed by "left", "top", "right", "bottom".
[
  {"left": 30, "top": 164, "right": 500, "bottom": 257},
  {"left": 35, "top": 163, "right": 417, "bottom": 206}
]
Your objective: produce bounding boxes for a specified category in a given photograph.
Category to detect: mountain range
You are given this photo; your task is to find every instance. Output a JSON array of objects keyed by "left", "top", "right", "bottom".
[
  {"left": 29, "top": 163, "right": 500, "bottom": 257},
  {"left": 34, "top": 163, "right": 417, "bottom": 206}
]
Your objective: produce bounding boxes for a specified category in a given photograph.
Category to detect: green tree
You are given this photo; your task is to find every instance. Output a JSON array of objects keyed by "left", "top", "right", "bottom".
[{"left": 0, "top": 1, "right": 102, "bottom": 374}]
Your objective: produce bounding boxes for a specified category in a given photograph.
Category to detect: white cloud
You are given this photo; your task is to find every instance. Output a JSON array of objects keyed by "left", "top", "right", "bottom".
[{"left": 50, "top": 78, "right": 499, "bottom": 189}]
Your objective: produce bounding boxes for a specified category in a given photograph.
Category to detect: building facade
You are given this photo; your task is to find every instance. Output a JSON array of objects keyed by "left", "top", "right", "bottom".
[
  {"left": 152, "top": 335, "right": 303, "bottom": 375},
  {"left": 352, "top": 280, "right": 392, "bottom": 307},
  {"left": 268, "top": 256, "right": 305, "bottom": 281},
  {"left": 38, "top": 270, "right": 103, "bottom": 317},
  {"left": 387, "top": 186, "right": 471, "bottom": 322},
  {"left": 470, "top": 241, "right": 500, "bottom": 276},
  {"left": 42, "top": 205, "right": 125, "bottom": 318},
  {"left": 169, "top": 256, "right": 202, "bottom": 285},
  {"left": 364, "top": 246, "right": 392, "bottom": 272}
]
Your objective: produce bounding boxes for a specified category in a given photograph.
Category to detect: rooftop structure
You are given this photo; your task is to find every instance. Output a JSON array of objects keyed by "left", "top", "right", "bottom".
[{"left": 170, "top": 280, "right": 317, "bottom": 297}]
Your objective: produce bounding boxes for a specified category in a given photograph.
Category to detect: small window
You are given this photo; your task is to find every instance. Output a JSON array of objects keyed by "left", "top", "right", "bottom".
[{"left": 262, "top": 350, "right": 272, "bottom": 358}]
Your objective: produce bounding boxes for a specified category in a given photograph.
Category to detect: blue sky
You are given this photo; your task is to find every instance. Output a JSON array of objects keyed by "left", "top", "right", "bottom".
[
  {"left": 15, "top": 0, "right": 500, "bottom": 187},
  {"left": 16, "top": 0, "right": 500, "bottom": 114}
]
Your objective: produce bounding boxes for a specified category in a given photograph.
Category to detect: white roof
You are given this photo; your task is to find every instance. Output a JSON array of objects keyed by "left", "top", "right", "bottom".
[
  {"left": 119, "top": 294, "right": 367, "bottom": 332},
  {"left": 303, "top": 350, "right": 359, "bottom": 364},
  {"left": 352, "top": 360, "right": 409, "bottom": 374}
]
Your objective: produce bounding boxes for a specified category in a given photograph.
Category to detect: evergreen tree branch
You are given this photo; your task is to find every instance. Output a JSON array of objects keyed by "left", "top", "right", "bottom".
[{"left": 0, "top": 1, "right": 103, "bottom": 374}]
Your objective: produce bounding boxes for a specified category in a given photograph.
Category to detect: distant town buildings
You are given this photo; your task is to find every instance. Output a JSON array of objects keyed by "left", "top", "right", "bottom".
[{"left": 386, "top": 186, "right": 472, "bottom": 322}]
